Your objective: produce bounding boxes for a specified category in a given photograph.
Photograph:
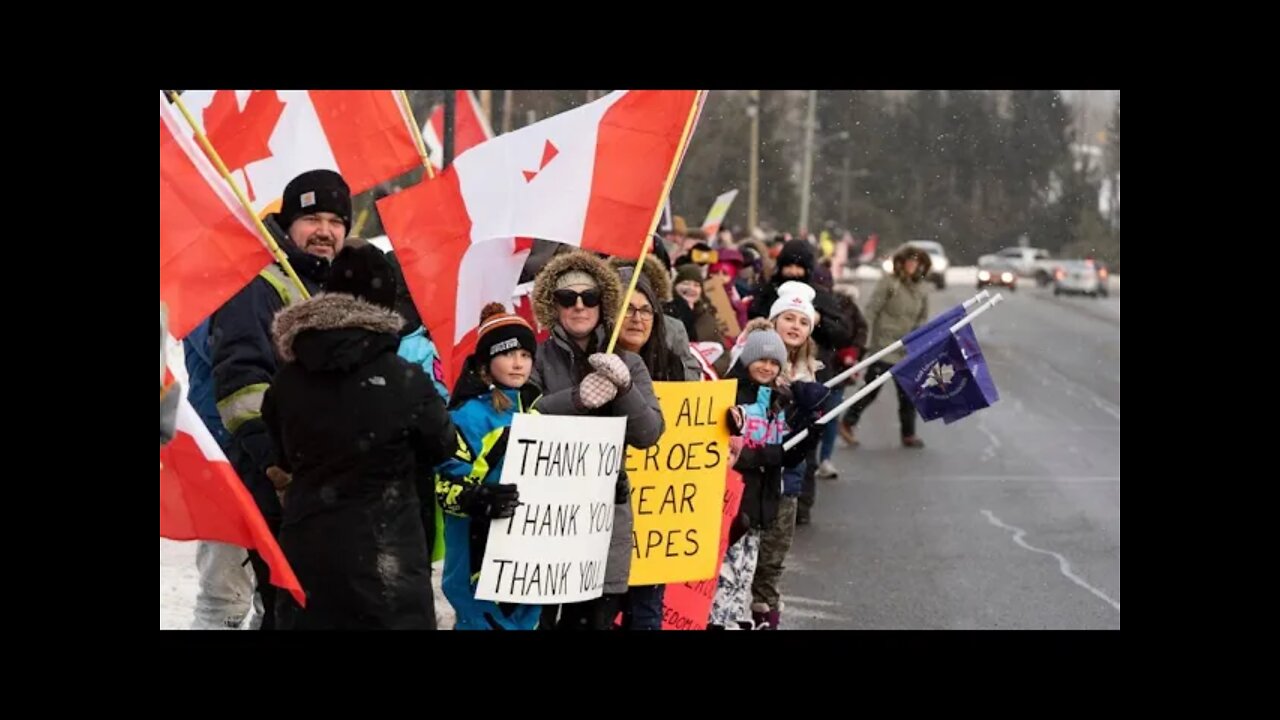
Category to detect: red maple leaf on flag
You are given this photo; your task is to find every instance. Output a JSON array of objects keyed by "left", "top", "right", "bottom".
[{"left": 201, "top": 90, "right": 286, "bottom": 202}]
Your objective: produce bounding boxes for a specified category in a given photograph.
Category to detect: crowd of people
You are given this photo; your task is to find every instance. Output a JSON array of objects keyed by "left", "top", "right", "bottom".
[{"left": 161, "top": 169, "right": 941, "bottom": 631}]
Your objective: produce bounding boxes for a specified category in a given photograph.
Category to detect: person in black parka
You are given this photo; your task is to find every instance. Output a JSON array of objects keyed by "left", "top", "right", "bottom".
[{"left": 262, "top": 245, "right": 456, "bottom": 630}]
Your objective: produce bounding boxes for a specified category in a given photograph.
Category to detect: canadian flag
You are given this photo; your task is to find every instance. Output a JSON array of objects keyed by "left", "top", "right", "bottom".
[
  {"left": 160, "top": 92, "right": 273, "bottom": 341},
  {"left": 690, "top": 342, "right": 722, "bottom": 380},
  {"left": 160, "top": 365, "right": 305, "bottom": 607},
  {"left": 512, "top": 281, "right": 550, "bottom": 344},
  {"left": 174, "top": 90, "right": 421, "bottom": 216},
  {"left": 378, "top": 90, "right": 705, "bottom": 387},
  {"left": 422, "top": 90, "right": 494, "bottom": 168}
]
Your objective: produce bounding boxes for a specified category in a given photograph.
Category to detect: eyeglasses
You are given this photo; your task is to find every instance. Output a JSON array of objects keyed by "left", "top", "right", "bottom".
[
  {"left": 625, "top": 305, "right": 655, "bottom": 321},
  {"left": 552, "top": 288, "right": 602, "bottom": 309}
]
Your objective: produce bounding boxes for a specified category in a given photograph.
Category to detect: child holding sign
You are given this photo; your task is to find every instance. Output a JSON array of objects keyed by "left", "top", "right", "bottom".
[
  {"left": 436, "top": 304, "right": 541, "bottom": 630},
  {"left": 709, "top": 326, "right": 820, "bottom": 629}
]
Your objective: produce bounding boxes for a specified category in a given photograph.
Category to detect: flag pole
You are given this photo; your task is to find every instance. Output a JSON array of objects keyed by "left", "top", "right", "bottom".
[
  {"left": 606, "top": 90, "right": 707, "bottom": 354},
  {"left": 351, "top": 206, "right": 371, "bottom": 237},
  {"left": 784, "top": 294, "right": 1005, "bottom": 451},
  {"left": 947, "top": 292, "right": 1003, "bottom": 332},
  {"left": 823, "top": 290, "right": 991, "bottom": 388},
  {"left": 397, "top": 90, "right": 436, "bottom": 179},
  {"left": 165, "top": 91, "right": 310, "bottom": 301}
]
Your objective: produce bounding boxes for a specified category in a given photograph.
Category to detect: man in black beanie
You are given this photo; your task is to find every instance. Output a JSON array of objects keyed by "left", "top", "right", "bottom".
[
  {"left": 208, "top": 168, "right": 353, "bottom": 629},
  {"left": 270, "top": 169, "right": 353, "bottom": 261}
]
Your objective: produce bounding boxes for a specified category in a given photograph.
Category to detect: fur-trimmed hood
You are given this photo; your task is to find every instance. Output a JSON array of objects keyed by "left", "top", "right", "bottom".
[
  {"left": 532, "top": 251, "right": 623, "bottom": 331},
  {"left": 893, "top": 244, "right": 933, "bottom": 282},
  {"left": 608, "top": 254, "right": 672, "bottom": 303},
  {"left": 272, "top": 293, "right": 405, "bottom": 365},
  {"left": 741, "top": 317, "right": 776, "bottom": 336}
]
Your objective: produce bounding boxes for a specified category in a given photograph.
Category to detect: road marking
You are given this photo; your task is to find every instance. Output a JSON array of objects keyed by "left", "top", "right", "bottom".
[
  {"left": 977, "top": 418, "right": 1002, "bottom": 461},
  {"left": 920, "top": 475, "right": 1120, "bottom": 483},
  {"left": 786, "top": 607, "right": 852, "bottom": 623},
  {"left": 785, "top": 595, "right": 842, "bottom": 607},
  {"left": 981, "top": 509, "right": 1120, "bottom": 612},
  {"left": 1035, "top": 359, "right": 1121, "bottom": 422}
]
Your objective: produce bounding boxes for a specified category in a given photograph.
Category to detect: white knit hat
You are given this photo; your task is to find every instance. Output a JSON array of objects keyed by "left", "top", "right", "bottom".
[{"left": 770, "top": 281, "right": 817, "bottom": 324}]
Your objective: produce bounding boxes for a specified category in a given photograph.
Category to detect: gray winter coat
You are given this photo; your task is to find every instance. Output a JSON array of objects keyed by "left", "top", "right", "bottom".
[
  {"left": 664, "top": 315, "right": 704, "bottom": 381},
  {"left": 531, "top": 325, "right": 665, "bottom": 594},
  {"left": 864, "top": 276, "right": 930, "bottom": 364}
]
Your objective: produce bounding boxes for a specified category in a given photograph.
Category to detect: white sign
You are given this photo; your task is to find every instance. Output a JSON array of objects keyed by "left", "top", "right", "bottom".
[{"left": 475, "top": 414, "right": 627, "bottom": 603}]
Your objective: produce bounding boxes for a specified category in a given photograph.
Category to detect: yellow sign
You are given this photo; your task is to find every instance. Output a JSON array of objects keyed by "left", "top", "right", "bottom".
[{"left": 624, "top": 379, "right": 738, "bottom": 585}]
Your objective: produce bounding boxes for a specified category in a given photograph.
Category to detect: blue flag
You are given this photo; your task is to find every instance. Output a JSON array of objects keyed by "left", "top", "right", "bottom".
[
  {"left": 902, "top": 303, "right": 967, "bottom": 349},
  {"left": 941, "top": 324, "right": 999, "bottom": 424},
  {"left": 890, "top": 324, "right": 999, "bottom": 423}
]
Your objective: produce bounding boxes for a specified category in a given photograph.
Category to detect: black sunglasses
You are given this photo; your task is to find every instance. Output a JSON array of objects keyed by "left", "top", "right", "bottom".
[{"left": 552, "top": 288, "right": 602, "bottom": 309}]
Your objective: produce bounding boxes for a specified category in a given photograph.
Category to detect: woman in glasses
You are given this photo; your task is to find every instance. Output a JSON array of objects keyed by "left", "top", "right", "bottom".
[
  {"left": 609, "top": 262, "right": 702, "bottom": 630},
  {"left": 529, "top": 251, "right": 665, "bottom": 630},
  {"left": 610, "top": 252, "right": 705, "bottom": 382}
]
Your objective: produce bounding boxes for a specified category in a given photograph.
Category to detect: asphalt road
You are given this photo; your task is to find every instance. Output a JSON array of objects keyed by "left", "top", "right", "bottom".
[{"left": 783, "top": 272, "right": 1120, "bottom": 629}]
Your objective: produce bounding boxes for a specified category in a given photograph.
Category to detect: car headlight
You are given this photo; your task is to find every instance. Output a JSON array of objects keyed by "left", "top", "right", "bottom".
[
  {"left": 1001, "top": 272, "right": 1013, "bottom": 283},
  {"left": 882, "top": 260, "right": 893, "bottom": 273},
  {"left": 978, "top": 270, "right": 991, "bottom": 281}
]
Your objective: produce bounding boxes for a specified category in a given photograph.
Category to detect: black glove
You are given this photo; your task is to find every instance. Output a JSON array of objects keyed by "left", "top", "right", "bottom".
[
  {"left": 781, "top": 426, "right": 822, "bottom": 466},
  {"left": 726, "top": 405, "right": 746, "bottom": 436},
  {"left": 728, "top": 511, "right": 751, "bottom": 546},
  {"left": 459, "top": 483, "right": 520, "bottom": 519},
  {"left": 790, "top": 380, "right": 830, "bottom": 415}
]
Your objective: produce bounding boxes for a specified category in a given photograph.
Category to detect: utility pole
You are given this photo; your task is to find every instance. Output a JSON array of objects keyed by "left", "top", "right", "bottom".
[
  {"left": 748, "top": 90, "right": 761, "bottom": 233},
  {"left": 443, "top": 90, "right": 456, "bottom": 169},
  {"left": 840, "top": 155, "right": 851, "bottom": 229},
  {"left": 799, "top": 89, "right": 817, "bottom": 235},
  {"left": 479, "top": 90, "right": 493, "bottom": 128}
]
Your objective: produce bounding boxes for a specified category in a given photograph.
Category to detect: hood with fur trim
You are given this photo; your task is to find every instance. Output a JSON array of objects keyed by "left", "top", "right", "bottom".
[
  {"left": 893, "top": 244, "right": 933, "bottom": 282},
  {"left": 741, "top": 317, "right": 776, "bottom": 336},
  {"left": 272, "top": 293, "right": 405, "bottom": 366},
  {"left": 532, "top": 251, "right": 623, "bottom": 331},
  {"left": 608, "top": 254, "right": 672, "bottom": 303}
]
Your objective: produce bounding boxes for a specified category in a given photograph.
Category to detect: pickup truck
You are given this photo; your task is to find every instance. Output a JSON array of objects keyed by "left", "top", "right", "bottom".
[{"left": 977, "top": 246, "right": 1058, "bottom": 286}]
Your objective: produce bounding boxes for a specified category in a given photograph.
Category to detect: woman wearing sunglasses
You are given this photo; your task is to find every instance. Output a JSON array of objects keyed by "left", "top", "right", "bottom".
[{"left": 530, "top": 251, "right": 665, "bottom": 630}]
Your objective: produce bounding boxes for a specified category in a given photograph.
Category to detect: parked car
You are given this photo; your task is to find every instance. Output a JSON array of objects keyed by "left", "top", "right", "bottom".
[
  {"left": 977, "top": 260, "right": 1018, "bottom": 291},
  {"left": 1052, "top": 259, "right": 1109, "bottom": 298},
  {"left": 978, "top": 246, "right": 1057, "bottom": 286}
]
